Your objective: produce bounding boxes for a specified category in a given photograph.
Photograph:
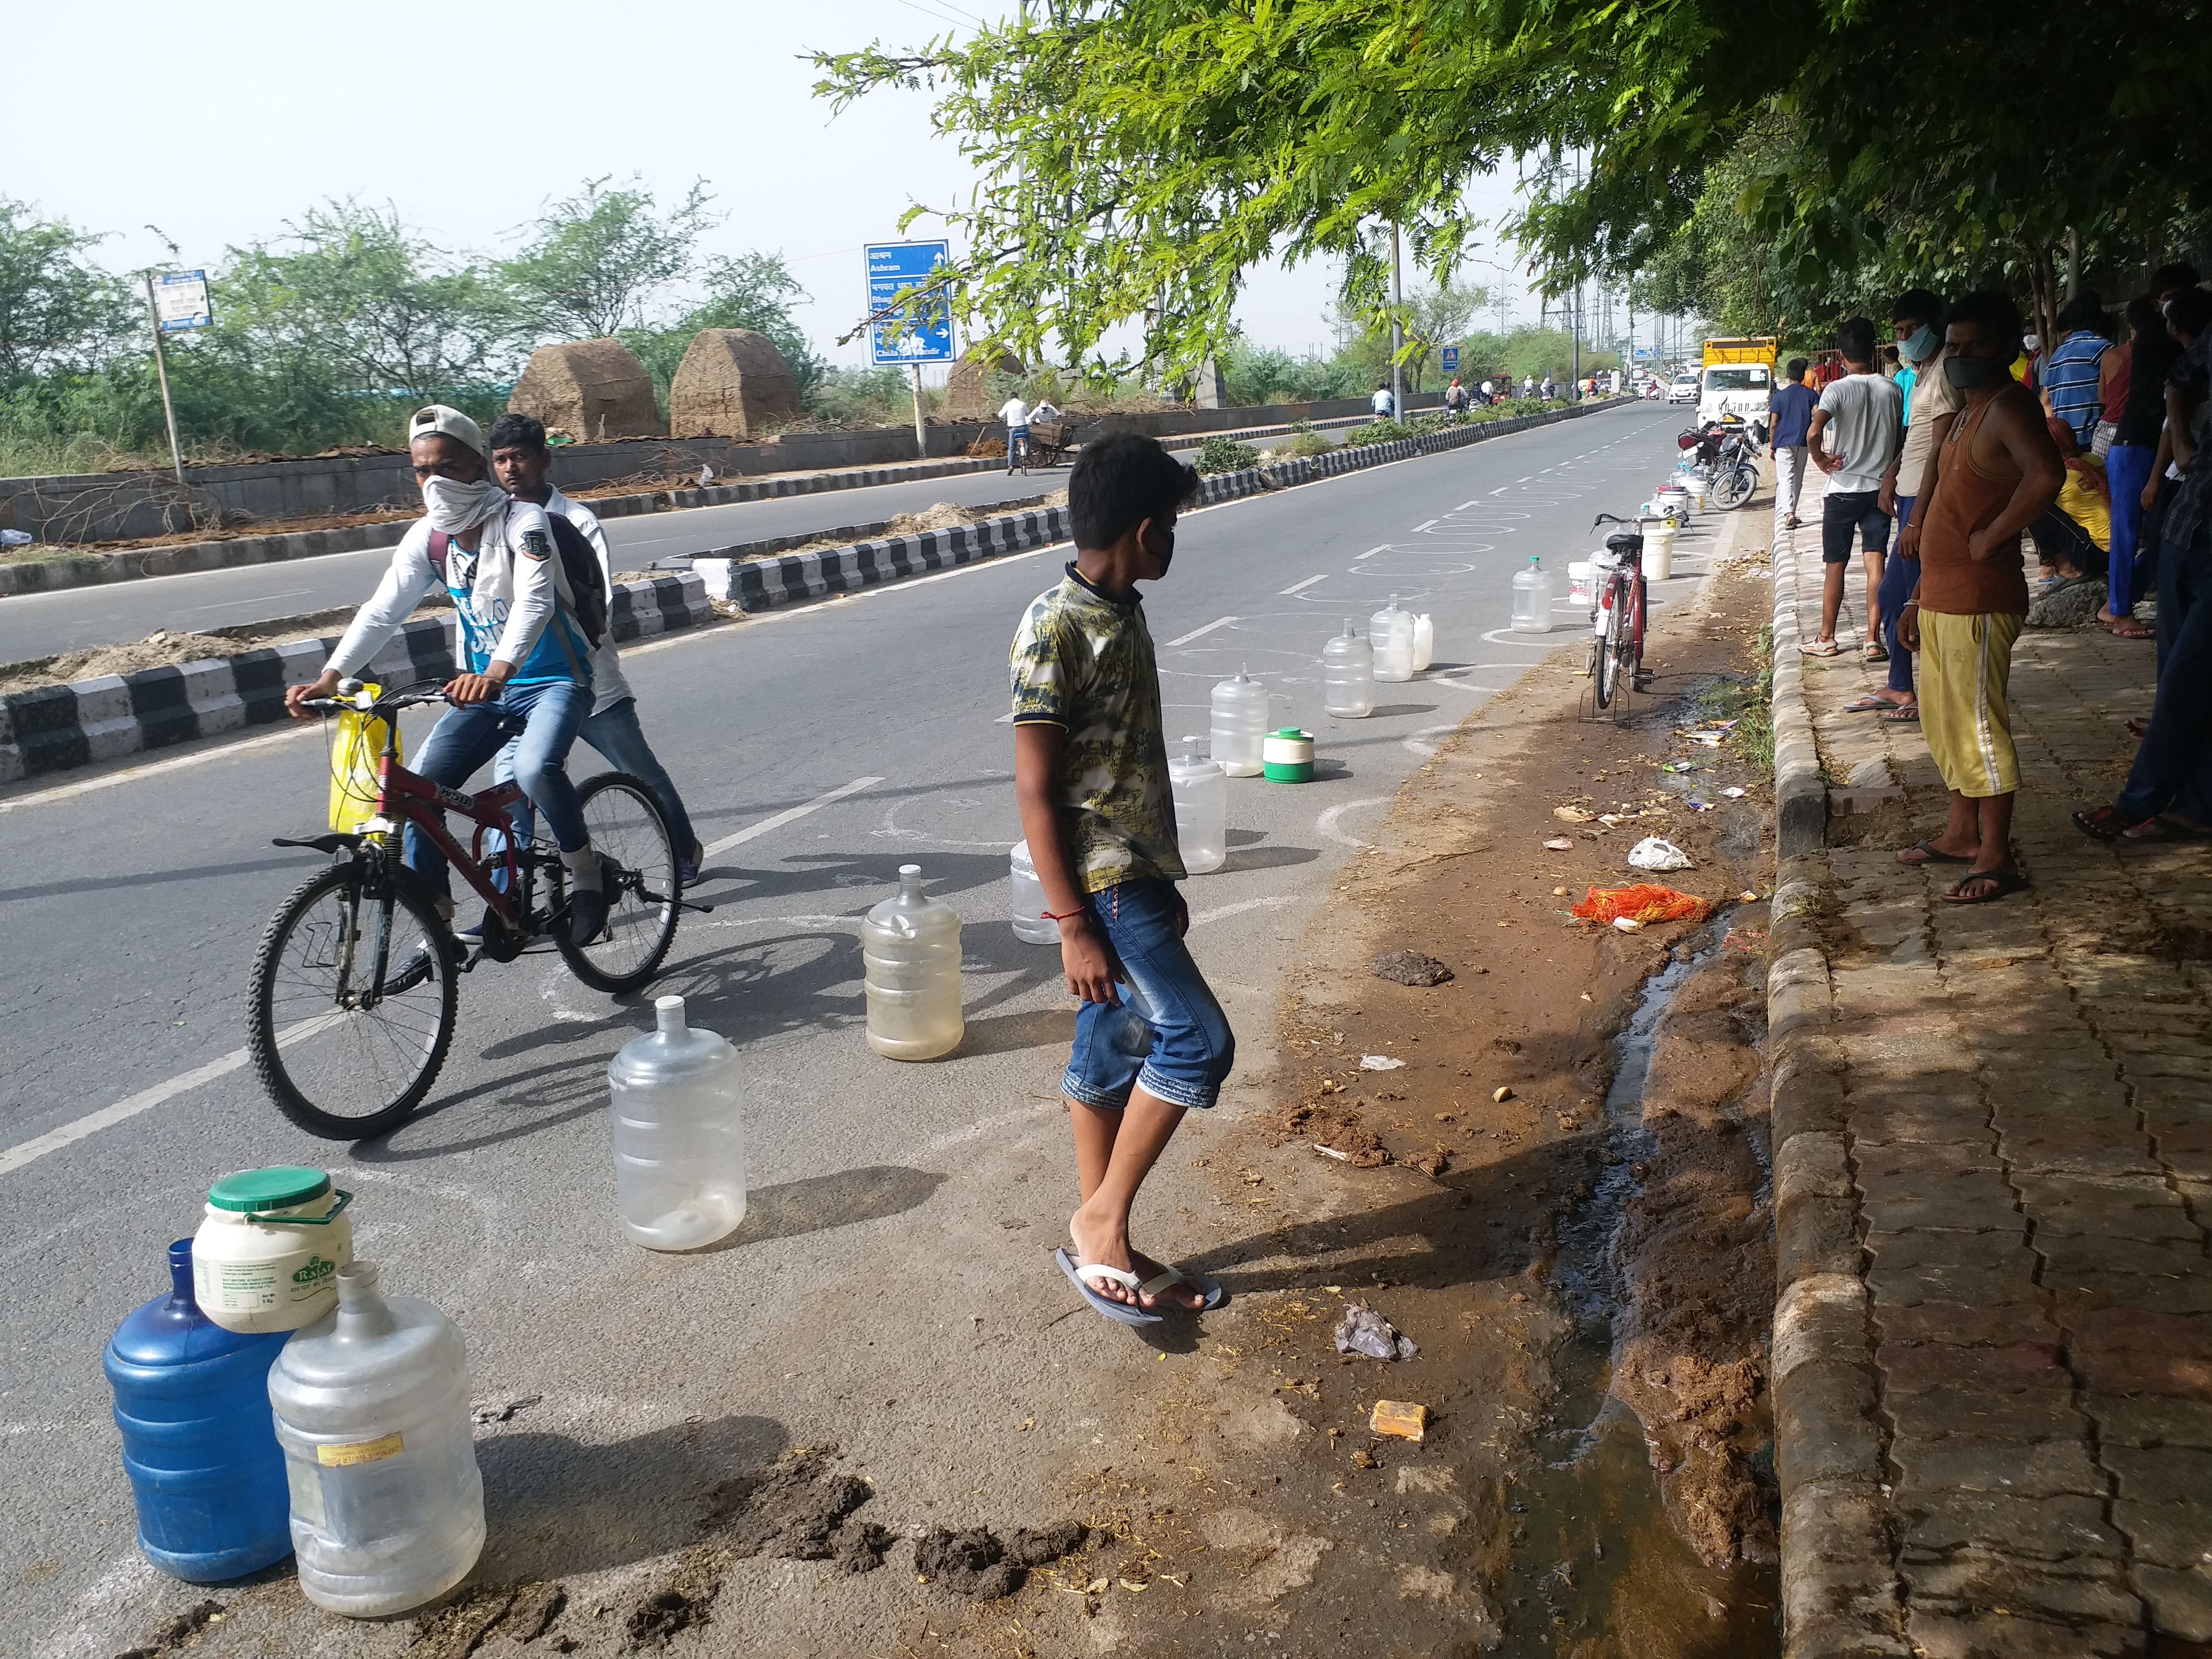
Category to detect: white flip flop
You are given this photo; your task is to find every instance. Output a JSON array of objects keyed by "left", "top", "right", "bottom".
[{"left": 1056, "top": 1248, "right": 1162, "bottom": 1326}]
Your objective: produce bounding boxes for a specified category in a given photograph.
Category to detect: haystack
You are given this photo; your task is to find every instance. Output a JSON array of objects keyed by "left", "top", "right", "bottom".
[
  {"left": 509, "top": 339, "right": 661, "bottom": 441},
  {"left": 945, "top": 348, "right": 1026, "bottom": 421},
  {"left": 668, "top": 329, "right": 803, "bottom": 440}
]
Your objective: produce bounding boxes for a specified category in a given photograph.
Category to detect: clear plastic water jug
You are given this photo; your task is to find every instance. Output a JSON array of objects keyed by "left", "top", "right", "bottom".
[
  {"left": 105, "top": 1240, "right": 293, "bottom": 1582},
  {"left": 1209, "top": 669, "right": 1270, "bottom": 777},
  {"left": 268, "top": 1262, "right": 482, "bottom": 1617},
  {"left": 1008, "top": 840, "right": 1058, "bottom": 944},
  {"left": 1322, "top": 622, "right": 1375, "bottom": 718},
  {"left": 608, "top": 996, "right": 746, "bottom": 1250},
  {"left": 864, "top": 864, "right": 964, "bottom": 1059},
  {"left": 1412, "top": 613, "right": 1435, "bottom": 673},
  {"left": 1370, "top": 594, "right": 1417, "bottom": 681},
  {"left": 1169, "top": 736, "right": 1227, "bottom": 874},
  {"left": 1511, "top": 557, "right": 1553, "bottom": 632}
]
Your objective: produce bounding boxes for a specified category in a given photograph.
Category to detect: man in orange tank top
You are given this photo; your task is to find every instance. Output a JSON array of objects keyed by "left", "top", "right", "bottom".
[{"left": 1894, "top": 292, "right": 2065, "bottom": 902}]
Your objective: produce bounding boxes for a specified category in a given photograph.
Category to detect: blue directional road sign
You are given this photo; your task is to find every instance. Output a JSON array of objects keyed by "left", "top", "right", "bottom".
[
  {"left": 1440, "top": 345, "right": 1460, "bottom": 373},
  {"left": 866, "top": 241, "right": 956, "bottom": 366}
]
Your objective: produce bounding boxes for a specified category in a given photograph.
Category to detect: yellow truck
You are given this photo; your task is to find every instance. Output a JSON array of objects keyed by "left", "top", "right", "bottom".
[{"left": 1698, "top": 337, "right": 1779, "bottom": 427}]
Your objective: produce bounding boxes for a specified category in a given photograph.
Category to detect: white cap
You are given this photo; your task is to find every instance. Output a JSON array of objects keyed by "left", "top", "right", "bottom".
[{"left": 408, "top": 403, "right": 487, "bottom": 460}]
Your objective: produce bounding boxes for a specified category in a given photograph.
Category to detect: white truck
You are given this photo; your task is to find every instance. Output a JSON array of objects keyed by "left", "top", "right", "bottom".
[{"left": 1697, "top": 337, "right": 1779, "bottom": 429}]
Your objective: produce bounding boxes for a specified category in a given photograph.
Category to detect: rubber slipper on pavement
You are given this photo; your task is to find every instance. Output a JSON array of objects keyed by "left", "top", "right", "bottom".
[
  {"left": 1140, "top": 1263, "right": 1227, "bottom": 1314},
  {"left": 1056, "top": 1248, "right": 1163, "bottom": 1326}
]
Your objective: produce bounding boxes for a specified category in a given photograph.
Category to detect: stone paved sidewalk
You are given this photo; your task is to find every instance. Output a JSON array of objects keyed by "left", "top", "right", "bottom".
[{"left": 1766, "top": 515, "right": 2212, "bottom": 1658}]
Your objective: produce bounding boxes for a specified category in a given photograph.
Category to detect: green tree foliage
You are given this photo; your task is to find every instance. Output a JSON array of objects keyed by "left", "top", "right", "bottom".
[
  {"left": 0, "top": 199, "right": 132, "bottom": 382},
  {"left": 623, "top": 251, "right": 825, "bottom": 407},
  {"left": 499, "top": 175, "right": 718, "bottom": 340}
]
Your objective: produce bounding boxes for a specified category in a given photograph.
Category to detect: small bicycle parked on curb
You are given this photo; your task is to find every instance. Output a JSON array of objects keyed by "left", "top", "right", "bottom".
[
  {"left": 246, "top": 678, "right": 706, "bottom": 1141},
  {"left": 1587, "top": 512, "right": 1654, "bottom": 721}
]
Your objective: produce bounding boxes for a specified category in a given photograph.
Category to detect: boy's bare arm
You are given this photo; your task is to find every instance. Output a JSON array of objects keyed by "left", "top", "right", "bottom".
[
  {"left": 1013, "top": 721, "right": 1121, "bottom": 1004},
  {"left": 1970, "top": 395, "right": 2066, "bottom": 560}
]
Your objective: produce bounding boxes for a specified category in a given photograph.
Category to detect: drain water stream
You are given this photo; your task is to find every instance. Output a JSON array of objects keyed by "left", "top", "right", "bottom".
[{"left": 1491, "top": 915, "right": 1781, "bottom": 1657}]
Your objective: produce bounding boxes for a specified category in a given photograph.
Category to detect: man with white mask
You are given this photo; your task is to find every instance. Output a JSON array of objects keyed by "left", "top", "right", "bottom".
[{"left": 286, "top": 405, "right": 608, "bottom": 946}]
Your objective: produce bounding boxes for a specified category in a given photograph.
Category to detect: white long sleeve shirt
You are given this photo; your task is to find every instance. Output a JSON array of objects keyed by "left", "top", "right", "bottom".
[
  {"left": 545, "top": 488, "right": 634, "bottom": 715},
  {"left": 328, "top": 500, "right": 590, "bottom": 687}
]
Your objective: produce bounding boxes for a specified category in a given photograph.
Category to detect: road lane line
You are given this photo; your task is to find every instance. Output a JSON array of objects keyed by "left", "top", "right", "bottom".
[
  {"left": 1278, "top": 574, "right": 1329, "bottom": 595},
  {"left": 1352, "top": 543, "right": 1390, "bottom": 561},
  {"left": 1164, "top": 615, "right": 1239, "bottom": 647},
  {"left": 0, "top": 723, "right": 321, "bottom": 815},
  {"left": 702, "top": 776, "right": 884, "bottom": 858},
  {"left": 1189, "top": 894, "right": 1296, "bottom": 926}
]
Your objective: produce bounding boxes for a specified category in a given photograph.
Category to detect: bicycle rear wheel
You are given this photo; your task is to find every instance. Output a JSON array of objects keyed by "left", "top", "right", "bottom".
[
  {"left": 1593, "top": 583, "right": 1623, "bottom": 709},
  {"left": 248, "top": 862, "right": 457, "bottom": 1141},
  {"left": 558, "top": 772, "right": 681, "bottom": 994},
  {"left": 1713, "top": 463, "right": 1756, "bottom": 509}
]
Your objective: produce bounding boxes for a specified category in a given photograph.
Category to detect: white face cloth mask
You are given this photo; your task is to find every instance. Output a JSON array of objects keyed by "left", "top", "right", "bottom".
[{"left": 421, "top": 473, "right": 505, "bottom": 533}]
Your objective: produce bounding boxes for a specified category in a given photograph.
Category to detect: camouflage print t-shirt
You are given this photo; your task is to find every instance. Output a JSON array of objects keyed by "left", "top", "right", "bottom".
[{"left": 1009, "top": 565, "right": 1185, "bottom": 892}]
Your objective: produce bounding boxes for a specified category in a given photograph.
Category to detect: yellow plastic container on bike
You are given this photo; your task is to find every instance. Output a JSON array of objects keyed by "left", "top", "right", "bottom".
[{"left": 327, "top": 684, "right": 399, "bottom": 835}]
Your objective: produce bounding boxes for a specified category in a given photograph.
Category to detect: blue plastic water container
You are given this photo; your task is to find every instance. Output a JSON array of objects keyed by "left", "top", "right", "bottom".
[{"left": 103, "top": 1240, "right": 293, "bottom": 1581}]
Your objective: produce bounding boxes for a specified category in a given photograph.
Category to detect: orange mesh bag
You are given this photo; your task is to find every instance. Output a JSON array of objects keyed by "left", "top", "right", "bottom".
[{"left": 1572, "top": 884, "right": 1712, "bottom": 926}]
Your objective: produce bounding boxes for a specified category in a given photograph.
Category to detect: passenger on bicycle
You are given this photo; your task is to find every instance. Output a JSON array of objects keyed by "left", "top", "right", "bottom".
[
  {"left": 485, "top": 413, "right": 706, "bottom": 886},
  {"left": 284, "top": 405, "right": 609, "bottom": 947}
]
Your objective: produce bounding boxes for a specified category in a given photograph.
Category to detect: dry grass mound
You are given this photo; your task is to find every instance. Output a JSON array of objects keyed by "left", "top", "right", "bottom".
[
  {"left": 509, "top": 339, "right": 662, "bottom": 441},
  {"left": 670, "top": 329, "right": 803, "bottom": 440}
]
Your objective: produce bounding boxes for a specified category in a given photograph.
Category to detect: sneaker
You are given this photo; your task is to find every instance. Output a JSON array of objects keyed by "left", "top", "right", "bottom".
[
  {"left": 565, "top": 883, "right": 610, "bottom": 946},
  {"left": 385, "top": 931, "right": 463, "bottom": 992},
  {"left": 681, "top": 842, "right": 705, "bottom": 888}
]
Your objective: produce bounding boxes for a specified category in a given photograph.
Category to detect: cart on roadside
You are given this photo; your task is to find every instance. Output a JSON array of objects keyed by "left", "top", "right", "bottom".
[{"left": 1025, "top": 419, "right": 1079, "bottom": 469}]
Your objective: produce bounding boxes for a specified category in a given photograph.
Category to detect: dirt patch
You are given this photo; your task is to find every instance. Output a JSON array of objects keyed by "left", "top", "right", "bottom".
[
  {"left": 912, "top": 1519, "right": 1090, "bottom": 1599},
  {"left": 755, "top": 493, "right": 1066, "bottom": 562},
  {"left": 13, "top": 506, "right": 419, "bottom": 559},
  {"left": 697, "top": 1445, "right": 883, "bottom": 1570},
  {"left": 0, "top": 601, "right": 447, "bottom": 697},
  {"left": 409, "top": 1581, "right": 567, "bottom": 1658},
  {"left": 111, "top": 1599, "right": 224, "bottom": 1659},
  {"left": 620, "top": 1547, "right": 723, "bottom": 1650}
]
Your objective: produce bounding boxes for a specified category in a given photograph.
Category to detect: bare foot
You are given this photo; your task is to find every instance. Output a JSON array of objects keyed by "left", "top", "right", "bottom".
[
  {"left": 1068, "top": 1209, "right": 1140, "bottom": 1307},
  {"left": 1128, "top": 1249, "right": 1206, "bottom": 1310}
]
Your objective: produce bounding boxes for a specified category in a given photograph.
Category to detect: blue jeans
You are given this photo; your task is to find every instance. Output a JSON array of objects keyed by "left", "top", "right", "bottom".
[
  {"left": 2118, "top": 524, "right": 2212, "bottom": 823},
  {"left": 2106, "top": 442, "right": 2158, "bottom": 613},
  {"left": 403, "top": 679, "right": 590, "bottom": 902},
  {"left": 1062, "top": 878, "right": 1235, "bottom": 1111},
  {"left": 494, "top": 697, "right": 697, "bottom": 857},
  {"left": 1881, "top": 494, "right": 1919, "bottom": 696}
]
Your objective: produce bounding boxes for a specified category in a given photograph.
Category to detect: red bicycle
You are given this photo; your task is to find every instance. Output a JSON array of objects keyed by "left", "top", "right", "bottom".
[{"left": 247, "top": 680, "right": 699, "bottom": 1140}]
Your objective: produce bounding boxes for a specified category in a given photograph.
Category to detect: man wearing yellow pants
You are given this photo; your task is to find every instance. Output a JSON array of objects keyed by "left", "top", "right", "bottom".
[{"left": 1894, "top": 293, "right": 2065, "bottom": 902}]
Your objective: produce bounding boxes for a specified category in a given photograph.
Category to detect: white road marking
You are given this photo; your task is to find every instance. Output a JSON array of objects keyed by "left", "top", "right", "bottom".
[
  {"left": 186, "top": 588, "right": 311, "bottom": 613},
  {"left": 1164, "top": 615, "right": 1239, "bottom": 647},
  {"left": 701, "top": 776, "right": 883, "bottom": 858},
  {"left": 1354, "top": 543, "right": 1391, "bottom": 561},
  {"left": 1188, "top": 894, "right": 1296, "bottom": 926},
  {"left": 1409, "top": 520, "right": 1437, "bottom": 534},
  {"left": 1481, "top": 626, "right": 1569, "bottom": 647},
  {"left": 0, "top": 722, "right": 320, "bottom": 815},
  {"left": 1490, "top": 486, "right": 1509, "bottom": 494},
  {"left": 1402, "top": 723, "right": 1460, "bottom": 757},
  {"left": 1316, "top": 797, "right": 1390, "bottom": 850},
  {"left": 1278, "top": 574, "right": 1329, "bottom": 595}
]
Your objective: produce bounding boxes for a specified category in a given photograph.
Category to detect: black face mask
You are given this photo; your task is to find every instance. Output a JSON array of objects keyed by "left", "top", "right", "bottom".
[
  {"left": 1147, "top": 524, "right": 1175, "bottom": 573},
  {"left": 1945, "top": 354, "right": 2001, "bottom": 389}
]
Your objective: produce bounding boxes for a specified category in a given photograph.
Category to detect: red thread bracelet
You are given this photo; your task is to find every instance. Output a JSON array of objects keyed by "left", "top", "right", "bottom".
[{"left": 1040, "top": 908, "right": 1086, "bottom": 921}]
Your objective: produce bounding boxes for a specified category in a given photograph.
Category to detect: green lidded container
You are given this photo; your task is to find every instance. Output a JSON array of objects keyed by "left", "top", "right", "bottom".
[
  {"left": 193, "top": 1166, "right": 354, "bottom": 1335},
  {"left": 1262, "top": 727, "right": 1315, "bottom": 783}
]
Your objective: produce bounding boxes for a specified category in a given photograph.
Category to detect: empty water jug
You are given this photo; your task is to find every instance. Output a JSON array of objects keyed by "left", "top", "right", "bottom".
[
  {"left": 1370, "top": 594, "right": 1417, "bottom": 681},
  {"left": 1512, "top": 556, "right": 1553, "bottom": 632},
  {"left": 1412, "top": 613, "right": 1435, "bottom": 673},
  {"left": 1008, "top": 840, "right": 1058, "bottom": 944},
  {"left": 268, "top": 1262, "right": 482, "bottom": 1617},
  {"left": 105, "top": 1240, "right": 292, "bottom": 1582},
  {"left": 609, "top": 996, "right": 746, "bottom": 1250},
  {"left": 1169, "top": 736, "right": 1226, "bottom": 874},
  {"left": 1209, "top": 669, "right": 1270, "bottom": 778},
  {"left": 1322, "top": 622, "right": 1375, "bottom": 718},
  {"left": 864, "top": 864, "right": 964, "bottom": 1059}
]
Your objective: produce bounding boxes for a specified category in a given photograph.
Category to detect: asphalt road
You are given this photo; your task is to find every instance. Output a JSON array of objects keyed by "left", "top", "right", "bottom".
[
  {"left": 0, "top": 402, "right": 1697, "bottom": 1657},
  {"left": 3, "top": 433, "right": 1267, "bottom": 663}
]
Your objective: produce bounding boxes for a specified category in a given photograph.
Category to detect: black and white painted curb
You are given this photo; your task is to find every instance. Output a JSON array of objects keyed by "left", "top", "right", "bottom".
[
  {"left": 703, "top": 404, "right": 1609, "bottom": 614},
  {"left": 0, "top": 574, "right": 707, "bottom": 783}
]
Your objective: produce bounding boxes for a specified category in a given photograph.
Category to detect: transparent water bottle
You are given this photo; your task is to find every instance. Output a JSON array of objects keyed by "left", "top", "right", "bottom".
[
  {"left": 1322, "top": 622, "right": 1375, "bottom": 718},
  {"left": 1412, "top": 613, "right": 1435, "bottom": 673},
  {"left": 863, "top": 864, "right": 964, "bottom": 1060},
  {"left": 1370, "top": 595, "right": 1417, "bottom": 682},
  {"left": 1209, "top": 669, "right": 1270, "bottom": 778},
  {"left": 1169, "top": 736, "right": 1226, "bottom": 874},
  {"left": 268, "top": 1263, "right": 482, "bottom": 1618},
  {"left": 1512, "top": 556, "right": 1553, "bottom": 632},
  {"left": 1008, "top": 840, "right": 1058, "bottom": 945},
  {"left": 608, "top": 996, "right": 746, "bottom": 1251}
]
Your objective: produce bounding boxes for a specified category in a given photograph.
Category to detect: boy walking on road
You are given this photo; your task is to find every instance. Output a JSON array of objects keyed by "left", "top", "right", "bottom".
[{"left": 1011, "top": 433, "right": 1232, "bottom": 1323}]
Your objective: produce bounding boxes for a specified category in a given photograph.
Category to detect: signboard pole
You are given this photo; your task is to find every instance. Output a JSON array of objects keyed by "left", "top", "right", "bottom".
[
  {"left": 911, "top": 364, "right": 927, "bottom": 459},
  {"left": 142, "top": 272, "right": 187, "bottom": 488}
]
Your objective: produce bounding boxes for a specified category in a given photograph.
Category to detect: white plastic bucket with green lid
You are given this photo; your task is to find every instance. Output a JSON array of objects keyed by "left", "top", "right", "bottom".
[{"left": 192, "top": 1166, "right": 354, "bottom": 1334}]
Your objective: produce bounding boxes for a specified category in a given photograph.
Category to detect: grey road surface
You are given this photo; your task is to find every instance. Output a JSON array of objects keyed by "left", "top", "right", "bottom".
[
  {"left": 0, "top": 404, "right": 1696, "bottom": 1658},
  {"left": 2, "top": 438, "right": 1232, "bottom": 664}
]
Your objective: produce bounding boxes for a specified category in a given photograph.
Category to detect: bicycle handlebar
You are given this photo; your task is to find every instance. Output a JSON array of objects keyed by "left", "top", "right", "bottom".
[{"left": 299, "top": 684, "right": 450, "bottom": 717}]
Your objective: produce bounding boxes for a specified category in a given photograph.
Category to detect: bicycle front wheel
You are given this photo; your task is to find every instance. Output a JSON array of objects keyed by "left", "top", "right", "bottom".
[
  {"left": 248, "top": 862, "right": 457, "bottom": 1141},
  {"left": 558, "top": 772, "right": 681, "bottom": 994},
  {"left": 1714, "top": 464, "right": 1755, "bottom": 509},
  {"left": 1593, "top": 587, "right": 1622, "bottom": 709}
]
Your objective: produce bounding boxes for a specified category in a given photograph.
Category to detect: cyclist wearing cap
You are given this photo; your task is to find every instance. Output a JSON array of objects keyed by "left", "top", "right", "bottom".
[{"left": 285, "top": 403, "right": 610, "bottom": 946}]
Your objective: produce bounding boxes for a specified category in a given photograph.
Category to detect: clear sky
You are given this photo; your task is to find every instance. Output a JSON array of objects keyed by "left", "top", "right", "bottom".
[{"left": 11, "top": 0, "right": 1552, "bottom": 369}]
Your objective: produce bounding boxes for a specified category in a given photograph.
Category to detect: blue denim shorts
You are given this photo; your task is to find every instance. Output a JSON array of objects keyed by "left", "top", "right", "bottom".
[{"left": 1063, "top": 878, "right": 1236, "bottom": 1111}]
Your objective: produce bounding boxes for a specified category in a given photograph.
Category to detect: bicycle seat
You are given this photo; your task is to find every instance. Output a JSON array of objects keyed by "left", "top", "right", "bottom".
[{"left": 1604, "top": 528, "right": 1644, "bottom": 555}]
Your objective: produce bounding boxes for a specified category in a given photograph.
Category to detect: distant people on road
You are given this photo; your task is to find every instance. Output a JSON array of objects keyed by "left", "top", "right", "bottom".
[
  {"left": 1479, "top": 378, "right": 1495, "bottom": 404},
  {"left": 1769, "top": 357, "right": 1817, "bottom": 534},
  {"left": 1444, "top": 379, "right": 1469, "bottom": 414},
  {"left": 1370, "top": 383, "right": 1396, "bottom": 419},
  {"left": 1540, "top": 374, "right": 1556, "bottom": 401},
  {"left": 1009, "top": 432, "right": 1231, "bottom": 1325},
  {"left": 1894, "top": 290, "right": 2064, "bottom": 904},
  {"left": 486, "top": 413, "right": 704, "bottom": 887},
  {"left": 999, "top": 393, "right": 1032, "bottom": 472},
  {"left": 1804, "top": 316, "right": 1905, "bottom": 661},
  {"left": 1523, "top": 374, "right": 1537, "bottom": 398},
  {"left": 1029, "top": 398, "right": 1062, "bottom": 425}
]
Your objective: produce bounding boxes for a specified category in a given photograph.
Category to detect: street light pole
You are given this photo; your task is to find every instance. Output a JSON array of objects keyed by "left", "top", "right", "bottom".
[{"left": 1390, "top": 222, "right": 1405, "bottom": 419}]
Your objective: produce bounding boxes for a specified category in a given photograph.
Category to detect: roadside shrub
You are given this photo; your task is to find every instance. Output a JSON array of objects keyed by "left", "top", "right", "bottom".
[
  {"left": 1345, "top": 419, "right": 1410, "bottom": 446},
  {"left": 1194, "top": 434, "right": 1262, "bottom": 474}
]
